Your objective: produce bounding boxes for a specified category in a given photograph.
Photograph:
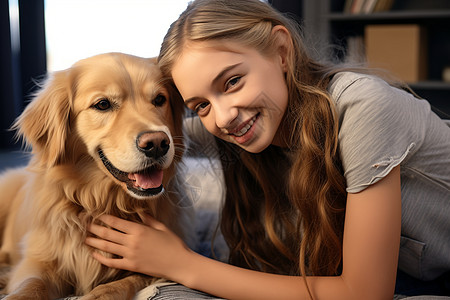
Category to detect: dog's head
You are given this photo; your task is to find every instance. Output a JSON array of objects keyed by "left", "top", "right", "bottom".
[{"left": 14, "top": 53, "right": 185, "bottom": 200}]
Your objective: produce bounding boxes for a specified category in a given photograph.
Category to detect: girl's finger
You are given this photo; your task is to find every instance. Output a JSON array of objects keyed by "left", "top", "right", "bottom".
[
  {"left": 97, "top": 214, "right": 137, "bottom": 233},
  {"left": 85, "top": 236, "right": 127, "bottom": 258},
  {"left": 91, "top": 250, "right": 126, "bottom": 270},
  {"left": 88, "top": 223, "right": 127, "bottom": 245},
  {"left": 140, "top": 213, "right": 166, "bottom": 231}
]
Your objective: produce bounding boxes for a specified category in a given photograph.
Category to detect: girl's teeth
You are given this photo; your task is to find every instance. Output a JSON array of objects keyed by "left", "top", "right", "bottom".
[{"left": 233, "top": 117, "right": 256, "bottom": 137}]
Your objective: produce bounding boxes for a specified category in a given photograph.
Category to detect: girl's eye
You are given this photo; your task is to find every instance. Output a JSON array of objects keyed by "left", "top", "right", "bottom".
[
  {"left": 93, "top": 98, "right": 112, "bottom": 111},
  {"left": 225, "top": 76, "right": 241, "bottom": 91},
  {"left": 194, "top": 102, "right": 210, "bottom": 113},
  {"left": 152, "top": 94, "right": 167, "bottom": 107}
]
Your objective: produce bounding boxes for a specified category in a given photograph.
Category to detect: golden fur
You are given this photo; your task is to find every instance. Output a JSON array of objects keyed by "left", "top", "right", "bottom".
[{"left": 0, "top": 53, "right": 186, "bottom": 299}]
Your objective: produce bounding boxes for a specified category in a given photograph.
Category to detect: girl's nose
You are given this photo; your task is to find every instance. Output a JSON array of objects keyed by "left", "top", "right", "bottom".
[{"left": 214, "top": 103, "right": 239, "bottom": 132}]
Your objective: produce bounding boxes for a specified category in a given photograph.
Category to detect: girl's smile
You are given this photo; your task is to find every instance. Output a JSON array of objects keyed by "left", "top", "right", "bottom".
[
  {"left": 226, "top": 112, "right": 260, "bottom": 145},
  {"left": 172, "top": 40, "right": 289, "bottom": 153}
]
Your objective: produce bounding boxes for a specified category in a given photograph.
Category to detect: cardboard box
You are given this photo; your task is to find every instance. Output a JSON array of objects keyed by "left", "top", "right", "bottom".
[{"left": 365, "top": 24, "right": 427, "bottom": 83}]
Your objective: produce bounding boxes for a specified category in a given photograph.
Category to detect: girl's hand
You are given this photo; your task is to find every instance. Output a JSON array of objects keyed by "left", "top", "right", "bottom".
[{"left": 85, "top": 214, "right": 192, "bottom": 280}]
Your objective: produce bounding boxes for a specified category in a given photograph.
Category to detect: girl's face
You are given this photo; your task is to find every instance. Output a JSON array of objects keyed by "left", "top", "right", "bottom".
[{"left": 172, "top": 40, "right": 289, "bottom": 153}]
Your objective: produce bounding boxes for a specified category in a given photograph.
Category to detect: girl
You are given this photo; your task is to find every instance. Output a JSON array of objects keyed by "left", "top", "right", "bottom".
[{"left": 85, "top": 0, "right": 450, "bottom": 298}]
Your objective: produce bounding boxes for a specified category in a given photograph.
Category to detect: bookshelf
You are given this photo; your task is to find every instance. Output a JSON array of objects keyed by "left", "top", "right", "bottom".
[{"left": 303, "top": 0, "right": 450, "bottom": 117}]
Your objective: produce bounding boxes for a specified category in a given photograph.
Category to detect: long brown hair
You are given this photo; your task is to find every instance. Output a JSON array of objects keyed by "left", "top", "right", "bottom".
[{"left": 158, "top": 0, "right": 347, "bottom": 280}]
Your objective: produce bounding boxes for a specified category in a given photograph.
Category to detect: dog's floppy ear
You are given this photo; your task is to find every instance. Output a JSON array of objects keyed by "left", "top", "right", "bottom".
[{"left": 13, "top": 69, "right": 74, "bottom": 168}]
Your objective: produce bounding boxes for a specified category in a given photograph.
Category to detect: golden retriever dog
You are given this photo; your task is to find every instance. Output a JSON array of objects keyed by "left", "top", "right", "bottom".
[{"left": 0, "top": 53, "right": 188, "bottom": 299}]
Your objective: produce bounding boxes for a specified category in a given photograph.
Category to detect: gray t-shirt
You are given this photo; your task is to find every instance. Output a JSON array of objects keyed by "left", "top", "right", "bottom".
[
  {"left": 185, "top": 71, "right": 450, "bottom": 281},
  {"left": 329, "top": 72, "right": 450, "bottom": 281}
]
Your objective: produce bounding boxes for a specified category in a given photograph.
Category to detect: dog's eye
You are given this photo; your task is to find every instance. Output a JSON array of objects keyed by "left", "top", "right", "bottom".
[
  {"left": 152, "top": 94, "right": 167, "bottom": 107},
  {"left": 93, "top": 99, "right": 112, "bottom": 111}
]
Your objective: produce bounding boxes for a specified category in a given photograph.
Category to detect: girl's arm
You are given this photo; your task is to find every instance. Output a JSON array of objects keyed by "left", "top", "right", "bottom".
[{"left": 86, "top": 166, "right": 401, "bottom": 300}]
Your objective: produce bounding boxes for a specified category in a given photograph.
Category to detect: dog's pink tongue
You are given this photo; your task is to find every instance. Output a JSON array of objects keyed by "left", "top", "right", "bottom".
[{"left": 129, "top": 170, "right": 163, "bottom": 189}]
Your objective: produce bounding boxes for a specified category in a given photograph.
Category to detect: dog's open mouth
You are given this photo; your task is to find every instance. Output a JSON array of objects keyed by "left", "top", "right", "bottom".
[{"left": 98, "top": 149, "right": 164, "bottom": 197}]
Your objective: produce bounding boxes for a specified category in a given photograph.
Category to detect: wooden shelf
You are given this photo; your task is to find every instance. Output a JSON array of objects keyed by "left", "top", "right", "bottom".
[
  {"left": 409, "top": 81, "right": 450, "bottom": 90},
  {"left": 302, "top": 0, "right": 450, "bottom": 116},
  {"left": 328, "top": 10, "right": 450, "bottom": 21}
]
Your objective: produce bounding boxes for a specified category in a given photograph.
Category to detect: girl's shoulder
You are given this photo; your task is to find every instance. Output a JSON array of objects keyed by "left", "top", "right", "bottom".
[
  {"left": 327, "top": 71, "right": 433, "bottom": 122},
  {"left": 328, "top": 71, "right": 394, "bottom": 103}
]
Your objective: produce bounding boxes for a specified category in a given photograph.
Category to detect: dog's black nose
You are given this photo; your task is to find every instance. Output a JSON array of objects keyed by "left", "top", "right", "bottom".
[{"left": 137, "top": 131, "right": 170, "bottom": 159}]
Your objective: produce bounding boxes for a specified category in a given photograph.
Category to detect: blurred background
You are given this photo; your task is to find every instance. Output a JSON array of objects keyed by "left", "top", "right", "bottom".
[
  {"left": 1, "top": 0, "right": 193, "bottom": 157},
  {"left": 1, "top": 0, "right": 449, "bottom": 167}
]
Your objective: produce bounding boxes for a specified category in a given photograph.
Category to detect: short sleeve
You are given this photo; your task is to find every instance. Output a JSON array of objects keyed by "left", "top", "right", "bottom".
[{"left": 329, "top": 72, "right": 429, "bottom": 193}]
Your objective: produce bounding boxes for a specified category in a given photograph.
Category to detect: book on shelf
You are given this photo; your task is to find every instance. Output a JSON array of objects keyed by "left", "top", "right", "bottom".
[
  {"left": 365, "top": 24, "right": 427, "bottom": 83},
  {"left": 343, "top": 0, "right": 395, "bottom": 14}
]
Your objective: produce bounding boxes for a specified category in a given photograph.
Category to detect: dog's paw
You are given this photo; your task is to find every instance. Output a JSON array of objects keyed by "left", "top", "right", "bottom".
[
  {"left": 78, "top": 285, "right": 126, "bottom": 300},
  {"left": 79, "top": 293, "right": 122, "bottom": 300},
  {"left": 2, "top": 293, "right": 43, "bottom": 300},
  {"left": 1, "top": 278, "right": 48, "bottom": 300},
  {"left": 79, "top": 275, "right": 153, "bottom": 300},
  {"left": 78, "top": 294, "right": 97, "bottom": 300}
]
